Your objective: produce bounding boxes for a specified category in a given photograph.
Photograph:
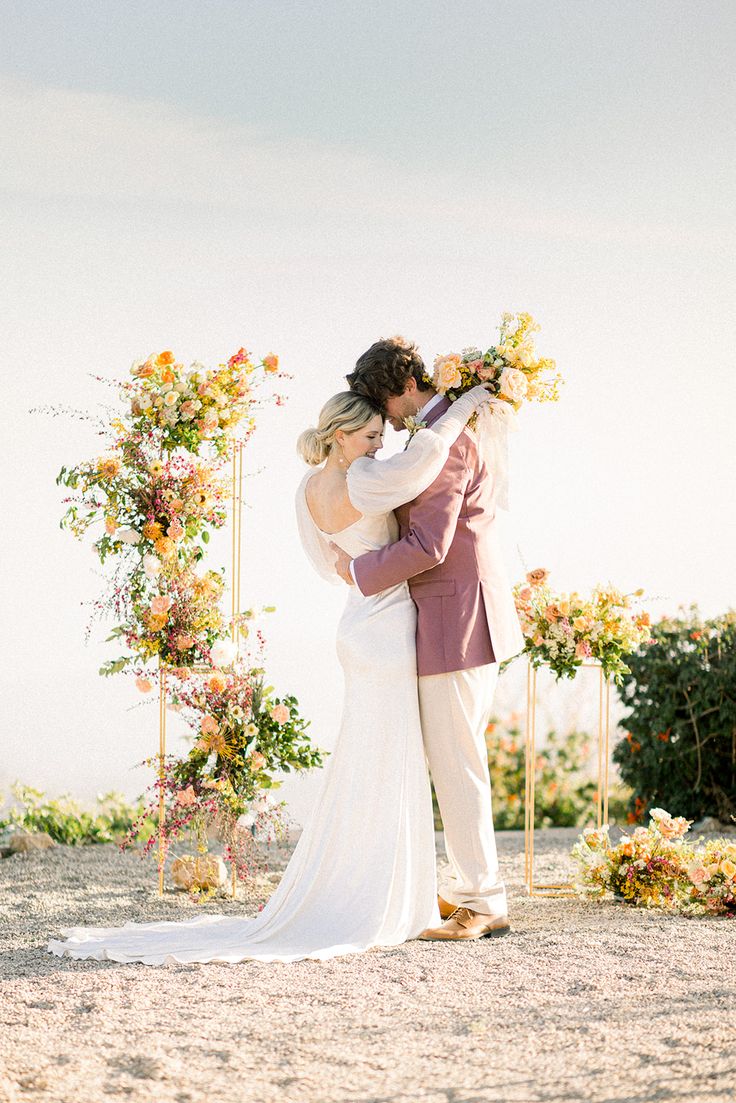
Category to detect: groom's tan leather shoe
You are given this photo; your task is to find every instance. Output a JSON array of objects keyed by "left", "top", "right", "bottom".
[
  {"left": 438, "top": 895, "right": 456, "bottom": 920},
  {"left": 419, "top": 907, "right": 511, "bottom": 941}
]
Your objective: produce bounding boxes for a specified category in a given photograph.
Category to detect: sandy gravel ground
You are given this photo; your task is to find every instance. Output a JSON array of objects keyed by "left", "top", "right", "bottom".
[{"left": 1, "top": 829, "right": 733, "bottom": 1103}]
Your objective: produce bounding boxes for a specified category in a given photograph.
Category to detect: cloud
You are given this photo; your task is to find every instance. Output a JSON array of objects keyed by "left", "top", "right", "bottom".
[{"left": 0, "top": 76, "right": 710, "bottom": 248}]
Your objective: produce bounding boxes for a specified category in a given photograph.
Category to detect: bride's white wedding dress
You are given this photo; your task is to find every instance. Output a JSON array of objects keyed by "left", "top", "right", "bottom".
[{"left": 47, "top": 388, "right": 488, "bottom": 965}]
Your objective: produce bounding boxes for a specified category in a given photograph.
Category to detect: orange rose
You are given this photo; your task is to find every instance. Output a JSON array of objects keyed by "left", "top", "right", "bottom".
[
  {"left": 526, "top": 568, "right": 549, "bottom": 587},
  {"left": 544, "top": 604, "right": 562, "bottom": 623},
  {"left": 154, "top": 536, "right": 176, "bottom": 559},
  {"left": 263, "top": 353, "right": 279, "bottom": 372},
  {"left": 156, "top": 351, "right": 175, "bottom": 366}
]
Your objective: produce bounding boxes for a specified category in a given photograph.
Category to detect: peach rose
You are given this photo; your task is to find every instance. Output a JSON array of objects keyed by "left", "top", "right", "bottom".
[
  {"left": 135, "top": 676, "right": 153, "bottom": 693},
  {"left": 498, "top": 366, "right": 528, "bottom": 404},
  {"left": 526, "top": 568, "right": 549, "bottom": 587},
  {"left": 518, "top": 587, "right": 532, "bottom": 602},
  {"left": 175, "top": 785, "right": 196, "bottom": 807},
  {"left": 151, "top": 595, "right": 172, "bottom": 616},
  {"left": 270, "top": 704, "right": 290, "bottom": 725},
  {"left": 200, "top": 714, "right": 219, "bottom": 735},
  {"left": 544, "top": 604, "right": 563, "bottom": 623},
  {"left": 575, "top": 640, "right": 592, "bottom": 660},
  {"left": 687, "top": 863, "right": 710, "bottom": 886},
  {"left": 248, "top": 751, "right": 267, "bottom": 771},
  {"left": 167, "top": 519, "right": 185, "bottom": 540},
  {"left": 433, "top": 354, "right": 463, "bottom": 392},
  {"left": 263, "top": 354, "right": 279, "bottom": 372}
]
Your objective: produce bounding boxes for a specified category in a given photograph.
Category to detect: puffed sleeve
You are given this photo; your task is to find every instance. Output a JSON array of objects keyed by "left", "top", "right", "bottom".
[{"left": 346, "top": 386, "right": 491, "bottom": 515}]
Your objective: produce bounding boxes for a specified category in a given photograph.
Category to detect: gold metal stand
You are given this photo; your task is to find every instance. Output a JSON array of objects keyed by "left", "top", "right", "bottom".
[
  {"left": 157, "top": 439, "right": 245, "bottom": 898},
  {"left": 524, "top": 659, "right": 611, "bottom": 897}
]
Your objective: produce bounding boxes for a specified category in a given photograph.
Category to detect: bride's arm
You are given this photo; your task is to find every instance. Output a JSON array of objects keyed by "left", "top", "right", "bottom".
[{"left": 346, "top": 386, "right": 491, "bottom": 515}]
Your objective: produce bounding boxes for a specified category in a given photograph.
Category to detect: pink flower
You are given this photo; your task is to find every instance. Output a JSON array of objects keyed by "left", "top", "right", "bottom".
[
  {"left": 270, "top": 704, "right": 290, "bottom": 725},
  {"left": 135, "top": 676, "right": 153, "bottom": 693},
  {"left": 151, "top": 595, "right": 172, "bottom": 616},
  {"left": 175, "top": 786, "right": 196, "bottom": 807},
  {"left": 687, "top": 863, "right": 711, "bottom": 886}
]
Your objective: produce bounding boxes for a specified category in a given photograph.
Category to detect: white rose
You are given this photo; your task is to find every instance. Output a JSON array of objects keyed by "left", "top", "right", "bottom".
[
  {"left": 118, "top": 528, "right": 141, "bottom": 544},
  {"left": 498, "top": 367, "right": 528, "bottom": 403},
  {"left": 143, "top": 554, "right": 162, "bottom": 578},
  {"left": 210, "top": 639, "right": 238, "bottom": 668}
]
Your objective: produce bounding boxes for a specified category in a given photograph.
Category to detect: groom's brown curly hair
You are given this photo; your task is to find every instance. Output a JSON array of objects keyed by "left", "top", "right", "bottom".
[{"left": 346, "top": 336, "right": 434, "bottom": 408}]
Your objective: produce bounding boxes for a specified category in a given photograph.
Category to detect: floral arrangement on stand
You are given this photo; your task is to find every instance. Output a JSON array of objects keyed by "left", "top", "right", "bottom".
[
  {"left": 429, "top": 311, "right": 562, "bottom": 409},
  {"left": 512, "top": 568, "right": 652, "bottom": 683},
  {"left": 571, "top": 808, "right": 736, "bottom": 917},
  {"left": 53, "top": 347, "right": 324, "bottom": 895}
]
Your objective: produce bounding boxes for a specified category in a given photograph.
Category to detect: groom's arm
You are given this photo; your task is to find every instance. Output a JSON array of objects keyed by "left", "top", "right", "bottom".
[{"left": 351, "top": 440, "right": 471, "bottom": 596}]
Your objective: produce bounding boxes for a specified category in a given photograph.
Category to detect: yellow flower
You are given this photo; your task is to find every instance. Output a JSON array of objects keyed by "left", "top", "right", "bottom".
[
  {"left": 96, "top": 456, "right": 121, "bottom": 479},
  {"left": 720, "top": 859, "right": 736, "bottom": 880}
]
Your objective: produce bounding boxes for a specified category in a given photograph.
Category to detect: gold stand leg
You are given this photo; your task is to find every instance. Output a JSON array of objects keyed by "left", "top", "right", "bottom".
[{"left": 158, "top": 662, "right": 167, "bottom": 897}]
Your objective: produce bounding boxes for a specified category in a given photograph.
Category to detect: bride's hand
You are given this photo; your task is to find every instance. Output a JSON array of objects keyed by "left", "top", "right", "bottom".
[{"left": 467, "top": 383, "right": 497, "bottom": 407}]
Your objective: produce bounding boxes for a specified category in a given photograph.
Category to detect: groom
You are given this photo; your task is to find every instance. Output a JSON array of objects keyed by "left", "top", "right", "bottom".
[{"left": 332, "top": 336, "right": 524, "bottom": 941}]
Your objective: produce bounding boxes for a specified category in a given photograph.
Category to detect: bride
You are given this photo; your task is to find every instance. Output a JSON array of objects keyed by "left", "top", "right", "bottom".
[{"left": 47, "top": 383, "right": 493, "bottom": 965}]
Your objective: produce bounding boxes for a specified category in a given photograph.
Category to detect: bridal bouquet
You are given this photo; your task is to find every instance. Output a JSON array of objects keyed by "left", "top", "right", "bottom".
[
  {"left": 571, "top": 809, "right": 736, "bottom": 916},
  {"left": 513, "top": 569, "right": 652, "bottom": 683},
  {"left": 430, "top": 311, "right": 562, "bottom": 411}
]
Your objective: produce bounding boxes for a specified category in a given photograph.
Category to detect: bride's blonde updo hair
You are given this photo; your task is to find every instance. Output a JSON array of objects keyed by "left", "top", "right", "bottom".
[{"left": 297, "top": 391, "right": 382, "bottom": 466}]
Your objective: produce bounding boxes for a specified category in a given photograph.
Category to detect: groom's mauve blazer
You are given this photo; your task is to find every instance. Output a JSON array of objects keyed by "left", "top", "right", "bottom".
[{"left": 352, "top": 397, "right": 525, "bottom": 677}]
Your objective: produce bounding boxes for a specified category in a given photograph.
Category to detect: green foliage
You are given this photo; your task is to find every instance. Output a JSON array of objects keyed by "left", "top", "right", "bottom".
[
  {"left": 0, "top": 784, "right": 153, "bottom": 845},
  {"left": 613, "top": 609, "right": 736, "bottom": 824}
]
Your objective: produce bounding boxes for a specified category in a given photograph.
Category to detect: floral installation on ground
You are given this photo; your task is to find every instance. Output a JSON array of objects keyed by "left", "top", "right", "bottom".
[
  {"left": 571, "top": 807, "right": 736, "bottom": 917},
  {"left": 512, "top": 568, "right": 652, "bottom": 683},
  {"left": 429, "top": 311, "right": 562, "bottom": 410}
]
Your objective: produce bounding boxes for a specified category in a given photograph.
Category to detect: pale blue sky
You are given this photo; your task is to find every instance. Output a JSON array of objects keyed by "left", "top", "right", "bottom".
[{"left": 3, "top": 2, "right": 735, "bottom": 816}]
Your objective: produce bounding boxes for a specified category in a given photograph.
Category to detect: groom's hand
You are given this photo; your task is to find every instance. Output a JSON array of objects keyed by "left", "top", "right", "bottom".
[{"left": 329, "top": 543, "right": 355, "bottom": 586}]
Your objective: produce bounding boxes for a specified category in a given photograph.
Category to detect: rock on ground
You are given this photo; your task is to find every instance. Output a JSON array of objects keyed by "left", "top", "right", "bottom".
[{"left": 0, "top": 829, "right": 733, "bottom": 1103}]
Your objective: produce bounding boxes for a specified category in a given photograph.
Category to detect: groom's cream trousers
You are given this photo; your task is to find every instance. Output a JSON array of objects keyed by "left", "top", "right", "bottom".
[{"left": 418, "top": 662, "right": 506, "bottom": 919}]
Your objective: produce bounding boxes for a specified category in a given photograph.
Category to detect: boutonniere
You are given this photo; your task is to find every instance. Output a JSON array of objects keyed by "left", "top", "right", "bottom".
[{"left": 402, "top": 415, "right": 427, "bottom": 438}]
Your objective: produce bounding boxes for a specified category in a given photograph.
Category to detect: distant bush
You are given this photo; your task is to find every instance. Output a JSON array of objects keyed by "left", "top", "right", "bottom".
[
  {"left": 433, "top": 717, "right": 630, "bottom": 831},
  {"left": 0, "top": 784, "right": 153, "bottom": 846},
  {"left": 613, "top": 610, "right": 736, "bottom": 824}
]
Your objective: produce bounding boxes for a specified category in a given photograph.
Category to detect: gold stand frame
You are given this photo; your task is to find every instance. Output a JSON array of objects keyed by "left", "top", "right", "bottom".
[
  {"left": 157, "top": 440, "right": 245, "bottom": 897},
  {"left": 524, "top": 659, "right": 611, "bottom": 897}
]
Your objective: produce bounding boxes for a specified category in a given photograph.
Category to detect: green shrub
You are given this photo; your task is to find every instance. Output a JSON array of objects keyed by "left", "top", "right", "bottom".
[
  {"left": 613, "top": 609, "right": 736, "bottom": 824},
  {"left": 0, "top": 784, "right": 153, "bottom": 845}
]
